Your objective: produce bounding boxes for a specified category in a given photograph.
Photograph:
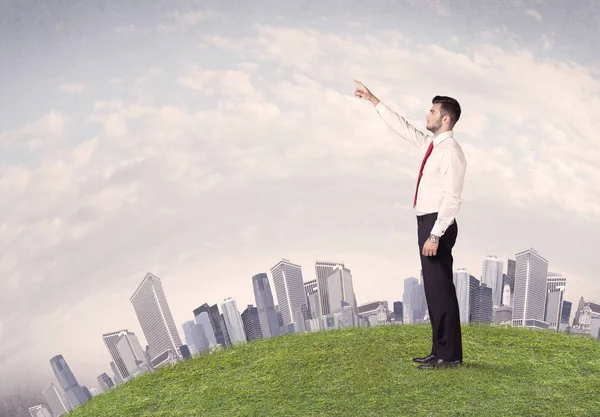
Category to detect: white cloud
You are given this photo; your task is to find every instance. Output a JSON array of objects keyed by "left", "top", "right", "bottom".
[
  {"left": 158, "top": 9, "right": 223, "bottom": 32},
  {"left": 0, "top": 110, "right": 68, "bottom": 148},
  {"left": 525, "top": 9, "right": 543, "bottom": 23},
  {"left": 59, "top": 83, "right": 87, "bottom": 95}
]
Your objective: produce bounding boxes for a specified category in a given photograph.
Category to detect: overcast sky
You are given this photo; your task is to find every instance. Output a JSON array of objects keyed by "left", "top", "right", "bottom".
[{"left": 1, "top": 0, "right": 599, "bottom": 395}]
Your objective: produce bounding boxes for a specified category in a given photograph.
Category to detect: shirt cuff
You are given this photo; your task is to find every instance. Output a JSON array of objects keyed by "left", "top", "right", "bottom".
[{"left": 430, "top": 222, "right": 446, "bottom": 238}]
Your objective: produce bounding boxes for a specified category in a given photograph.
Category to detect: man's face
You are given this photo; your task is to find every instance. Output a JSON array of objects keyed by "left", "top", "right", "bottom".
[{"left": 426, "top": 103, "right": 443, "bottom": 133}]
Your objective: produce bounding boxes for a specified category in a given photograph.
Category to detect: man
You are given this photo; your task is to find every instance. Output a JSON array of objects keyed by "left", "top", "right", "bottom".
[{"left": 353, "top": 79, "right": 467, "bottom": 369}]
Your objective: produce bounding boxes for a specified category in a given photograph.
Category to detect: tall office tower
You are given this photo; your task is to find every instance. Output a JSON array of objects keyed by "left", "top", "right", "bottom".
[
  {"left": 471, "top": 284, "right": 493, "bottom": 323},
  {"left": 506, "top": 259, "right": 516, "bottom": 292},
  {"left": 221, "top": 297, "right": 247, "bottom": 344},
  {"left": 393, "top": 301, "right": 404, "bottom": 324},
  {"left": 49, "top": 355, "right": 88, "bottom": 408},
  {"left": 547, "top": 273, "right": 567, "bottom": 292},
  {"left": 193, "top": 303, "right": 229, "bottom": 347},
  {"left": 194, "top": 311, "right": 218, "bottom": 349},
  {"left": 252, "top": 273, "right": 281, "bottom": 338},
  {"left": 42, "top": 381, "right": 71, "bottom": 416},
  {"left": 102, "top": 330, "right": 148, "bottom": 381},
  {"left": 97, "top": 373, "right": 114, "bottom": 392},
  {"left": 315, "top": 261, "right": 347, "bottom": 316},
  {"left": 453, "top": 268, "right": 480, "bottom": 324},
  {"left": 413, "top": 275, "right": 428, "bottom": 322},
  {"left": 322, "top": 265, "right": 357, "bottom": 315},
  {"left": 304, "top": 279, "right": 318, "bottom": 296},
  {"left": 561, "top": 301, "right": 572, "bottom": 326},
  {"left": 481, "top": 255, "right": 504, "bottom": 307},
  {"left": 271, "top": 258, "right": 306, "bottom": 326},
  {"left": 402, "top": 277, "right": 418, "bottom": 323},
  {"left": 28, "top": 405, "right": 52, "bottom": 417},
  {"left": 241, "top": 304, "right": 263, "bottom": 341},
  {"left": 130, "top": 273, "right": 182, "bottom": 361},
  {"left": 512, "top": 248, "right": 549, "bottom": 328},
  {"left": 502, "top": 279, "right": 511, "bottom": 307},
  {"left": 110, "top": 361, "right": 123, "bottom": 385}
]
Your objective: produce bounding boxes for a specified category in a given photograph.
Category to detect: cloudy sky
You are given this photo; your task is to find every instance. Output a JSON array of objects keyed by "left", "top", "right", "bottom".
[{"left": 1, "top": 0, "right": 599, "bottom": 395}]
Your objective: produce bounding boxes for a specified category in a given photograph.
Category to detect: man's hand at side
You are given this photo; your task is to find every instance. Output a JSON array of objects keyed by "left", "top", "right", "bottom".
[{"left": 422, "top": 239, "right": 439, "bottom": 257}]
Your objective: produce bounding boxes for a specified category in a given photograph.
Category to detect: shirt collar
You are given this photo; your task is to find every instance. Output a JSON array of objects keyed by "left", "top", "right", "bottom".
[{"left": 432, "top": 130, "right": 454, "bottom": 147}]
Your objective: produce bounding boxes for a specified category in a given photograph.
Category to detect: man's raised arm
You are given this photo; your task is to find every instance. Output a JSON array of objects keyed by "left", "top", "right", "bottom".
[{"left": 353, "top": 79, "right": 429, "bottom": 150}]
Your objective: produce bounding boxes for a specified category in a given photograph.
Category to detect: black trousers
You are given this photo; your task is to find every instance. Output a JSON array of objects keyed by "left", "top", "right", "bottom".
[{"left": 417, "top": 212, "right": 462, "bottom": 362}]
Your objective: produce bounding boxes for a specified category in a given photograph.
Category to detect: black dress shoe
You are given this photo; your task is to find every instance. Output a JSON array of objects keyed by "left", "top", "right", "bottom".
[
  {"left": 412, "top": 354, "right": 436, "bottom": 364},
  {"left": 417, "top": 359, "right": 462, "bottom": 370}
]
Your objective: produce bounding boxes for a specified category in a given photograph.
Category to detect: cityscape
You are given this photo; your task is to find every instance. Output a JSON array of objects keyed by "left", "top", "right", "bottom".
[{"left": 27, "top": 247, "right": 600, "bottom": 417}]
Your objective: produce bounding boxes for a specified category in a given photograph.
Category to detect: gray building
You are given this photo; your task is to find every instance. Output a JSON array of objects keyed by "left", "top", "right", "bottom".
[
  {"left": 471, "top": 284, "right": 493, "bottom": 324},
  {"left": 512, "top": 248, "right": 549, "bottom": 328},
  {"left": 481, "top": 255, "right": 504, "bottom": 307},
  {"left": 252, "top": 273, "right": 281, "bottom": 338},
  {"left": 102, "top": 330, "right": 148, "bottom": 381},
  {"left": 454, "top": 268, "right": 479, "bottom": 324},
  {"left": 393, "top": 301, "right": 404, "bottom": 324},
  {"left": 193, "top": 303, "right": 229, "bottom": 347},
  {"left": 97, "top": 373, "right": 114, "bottom": 392},
  {"left": 271, "top": 258, "right": 307, "bottom": 327},
  {"left": 402, "top": 277, "right": 418, "bottom": 323},
  {"left": 42, "top": 382, "right": 70, "bottom": 417},
  {"left": 242, "top": 304, "right": 264, "bottom": 341},
  {"left": 130, "top": 273, "right": 183, "bottom": 361},
  {"left": 49, "top": 355, "right": 89, "bottom": 409}
]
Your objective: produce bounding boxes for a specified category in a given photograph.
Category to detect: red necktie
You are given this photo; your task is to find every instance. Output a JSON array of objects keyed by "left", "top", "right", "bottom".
[{"left": 413, "top": 141, "right": 434, "bottom": 208}]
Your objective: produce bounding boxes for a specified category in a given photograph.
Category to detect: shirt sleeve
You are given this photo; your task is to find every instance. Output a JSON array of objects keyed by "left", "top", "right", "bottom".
[
  {"left": 430, "top": 147, "right": 467, "bottom": 237},
  {"left": 375, "top": 101, "right": 430, "bottom": 151}
]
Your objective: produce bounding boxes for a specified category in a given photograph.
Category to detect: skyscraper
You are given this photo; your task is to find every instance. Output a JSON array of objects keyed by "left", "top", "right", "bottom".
[
  {"left": 28, "top": 405, "right": 52, "bottom": 417},
  {"left": 102, "top": 330, "right": 148, "bottom": 381},
  {"left": 271, "top": 258, "right": 306, "bottom": 326},
  {"left": 97, "top": 373, "right": 114, "bottom": 392},
  {"left": 512, "top": 248, "right": 549, "bottom": 328},
  {"left": 481, "top": 255, "right": 504, "bottom": 307},
  {"left": 241, "top": 304, "right": 264, "bottom": 341},
  {"left": 193, "top": 303, "right": 229, "bottom": 347},
  {"left": 402, "top": 277, "right": 418, "bottom": 323},
  {"left": 252, "top": 273, "right": 281, "bottom": 338},
  {"left": 324, "top": 265, "right": 357, "bottom": 315},
  {"left": 454, "top": 268, "right": 479, "bottom": 324},
  {"left": 42, "top": 382, "right": 70, "bottom": 417},
  {"left": 221, "top": 297, "right": 247, "bottom": 344},
  {"left": 193, "top": 312, "right": 218, "bottom": 349},
  {"left": 130, "top": 273, "right": 183, "bottom": 361},
  {"left": 49, "top": 355, "right": 88, "bottom": 408},
  {"left": 315, "top": 261, "right": 344, "bottom": 316},
  {"left": 471, "top": 284, "right": 493, "bottom": 324}
]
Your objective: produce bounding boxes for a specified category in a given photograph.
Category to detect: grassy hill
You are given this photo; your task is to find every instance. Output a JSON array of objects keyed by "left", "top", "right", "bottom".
[{"left": 69, "top": 325, "right": 600, "bottom": 416}]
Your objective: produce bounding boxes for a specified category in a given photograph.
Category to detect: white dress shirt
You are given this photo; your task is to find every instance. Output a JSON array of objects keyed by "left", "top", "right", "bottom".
[{"left": 375, "top": 101, "right": 467, "bottom": 238}]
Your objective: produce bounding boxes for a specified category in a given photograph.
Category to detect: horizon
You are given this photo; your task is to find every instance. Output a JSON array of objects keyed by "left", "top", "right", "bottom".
[{"left": 1, "top": 0, "right": 600, "bottom": 400}]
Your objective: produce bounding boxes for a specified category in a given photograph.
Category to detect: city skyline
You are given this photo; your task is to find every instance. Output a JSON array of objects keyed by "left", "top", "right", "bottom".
[{"left": 2, "top": 0, "right": 600, "bottom": 398}]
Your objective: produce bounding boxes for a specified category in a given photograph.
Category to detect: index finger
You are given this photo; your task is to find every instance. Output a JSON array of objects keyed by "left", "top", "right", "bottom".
[{"left": 353, "top": 79, "right": 364, "bottom": 87}]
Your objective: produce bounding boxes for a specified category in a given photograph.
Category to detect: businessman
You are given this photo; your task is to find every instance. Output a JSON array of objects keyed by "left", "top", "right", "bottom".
[{"left": 354, "top": 79, "right": 467, "bottom": 369}]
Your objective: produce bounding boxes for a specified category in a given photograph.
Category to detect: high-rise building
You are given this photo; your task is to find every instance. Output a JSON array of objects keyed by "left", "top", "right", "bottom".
[
  {"left": 42, "top": 381, "right": 71, "bottom": 417},
  {"left": 323, "top": 265, "right": 357, "bottom": 315},
  {"left": 102, "top": 330, "right": 148, "bottom": 381},
  {"left": 130, "top": 273, "right": 182, "bottom": 361},
  {"left": 315, "top": 261, "right": 348, "bottom": 316},
  {"left": 97, "top": 373, "right": 114, "bottom": 392},
  {"left": 193, "top": 303, "right": 229, "bottom": 347},
  {"left": 221, "top": 297, "right": 247, "bottom": 344},
  {"left": 471, "top": 284, "right": 493, "bottom": 324},
  {"left": 547, "top": 273, "right": 567, "bottom": 292},
  {"left": 481, "top": 255, "right": 504, "bottom": 307},
  {"left": 306, "top": 289, "right": 321, "bottom": 320},
  {"left": 241, "top": 304, "right": 263, "bottom": 341},
  {"left": 512, "top": 248, "right": 549, "bottom": 328},
  {"left": 393, "top": 301, "right": 404, "bottom": 324},
  {"left": 28, "top": 405, "right": 53, "bottom": 417},
  {"left": 193, "top": 311, "right": 218, "bottom": 349},
  {"left": 454, "top": 268, "right": 479, "bottom": 324},
  {"left": 49, "top": 355, "right": 89, "bottom": 408},
  {"left": 506, "top": 259, "right": 516, "bottom": 292},
  {"left": 252, "top": 273, "right": 281, "bottom": 338},
  {"left": 402, "top": 277, "right": 418, "bottom": 323},
  {"left": 561, "top": 300, "right": 572, "bottom": 325},
  {"left": 271, "top": 259, "right": 306, "bottom": 326}
]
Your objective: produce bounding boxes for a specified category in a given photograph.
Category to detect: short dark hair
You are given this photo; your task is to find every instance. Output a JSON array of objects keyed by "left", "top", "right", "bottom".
[{"left": 432, "top": 95, "right": 461, "bottom": 128}]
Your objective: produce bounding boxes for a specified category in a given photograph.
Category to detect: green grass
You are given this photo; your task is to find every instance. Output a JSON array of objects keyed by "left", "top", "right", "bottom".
[{"left": 69, "top": 325, "right": 600, "bottom": 416}]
